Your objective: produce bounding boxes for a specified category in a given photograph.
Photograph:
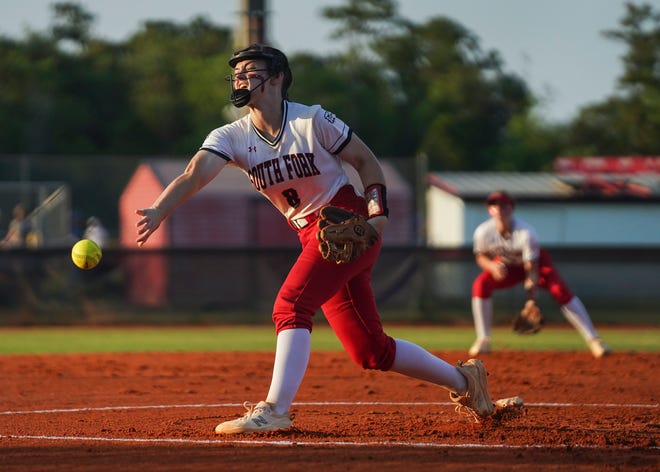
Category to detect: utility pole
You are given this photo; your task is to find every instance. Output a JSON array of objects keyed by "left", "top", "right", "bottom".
[{"left": 235, "top": 0, "right": 268, "bottom": 47}]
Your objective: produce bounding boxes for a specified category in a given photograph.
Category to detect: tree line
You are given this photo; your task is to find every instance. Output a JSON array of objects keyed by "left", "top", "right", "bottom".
[{"left": 0, "top": 1, "right": 658, "bottom": 229}]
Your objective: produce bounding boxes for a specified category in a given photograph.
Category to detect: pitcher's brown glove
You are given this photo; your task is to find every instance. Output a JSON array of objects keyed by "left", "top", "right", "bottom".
[
  {"left": 316, "top": 206, "right": 379, "bottom": 264},
  {"left": 513, "top": 300, "right": 544, "bottom": 334}
]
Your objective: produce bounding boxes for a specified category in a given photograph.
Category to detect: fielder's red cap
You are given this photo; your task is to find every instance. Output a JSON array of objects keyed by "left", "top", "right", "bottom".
[{"left": 485, "top": 190, "right": 515, "bottom": 206}]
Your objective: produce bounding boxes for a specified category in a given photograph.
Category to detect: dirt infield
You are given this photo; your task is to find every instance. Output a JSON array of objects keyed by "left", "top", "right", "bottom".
[{"left": 0, "top": 349, "right": 658, "bottom": 471}]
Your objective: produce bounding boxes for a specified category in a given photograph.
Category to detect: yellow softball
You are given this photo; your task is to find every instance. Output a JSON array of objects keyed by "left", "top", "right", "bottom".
[{"left": 71, "top": 239, "right": 102, "bottom": 270}]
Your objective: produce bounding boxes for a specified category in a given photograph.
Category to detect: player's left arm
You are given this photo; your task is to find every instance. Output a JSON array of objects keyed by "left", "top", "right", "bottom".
[
  {"left": 521, "top": 227, "right": 541, "bottom": 300},
  {"left": 336, "top": 134, "right": 388, "bottom": 234},
  {"left": 523, "top": 259, "right": 539, "bottom": 301}
]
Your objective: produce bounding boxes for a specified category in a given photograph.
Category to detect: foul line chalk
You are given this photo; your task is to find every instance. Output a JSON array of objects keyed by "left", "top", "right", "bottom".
[
  {"left": 1, "top": 401, "right": 658, "bottom": 451},
  {"left": 1, "top": 434, "right": 658, "bottom": 451},
  {"left": 1, "top": 400, "right": 657, "bottom": 416}
]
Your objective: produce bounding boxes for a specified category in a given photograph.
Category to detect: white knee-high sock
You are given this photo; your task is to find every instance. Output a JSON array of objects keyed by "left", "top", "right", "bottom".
[
  {"left": 266, "top": 328, "right": 311, "bottom": 415},
  {"left": 561, "top": 296, "right": 599, "bottom": 342},
  {"left": 390, "top": 339, "right": 467, "bottom": 394},
  {"left": 472, "top": 297, "right": 493, "bottom": 340}
]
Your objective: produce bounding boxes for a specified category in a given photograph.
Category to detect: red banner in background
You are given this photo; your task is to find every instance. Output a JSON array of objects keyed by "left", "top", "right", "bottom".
[{"left": 554, "top": 156, "right": 660, "bottom": 174}]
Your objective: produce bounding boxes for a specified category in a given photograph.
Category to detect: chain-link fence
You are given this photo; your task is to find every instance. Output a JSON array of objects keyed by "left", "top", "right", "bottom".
[{"left": 0, "top": 246, "right": 657, "bottom": 326}]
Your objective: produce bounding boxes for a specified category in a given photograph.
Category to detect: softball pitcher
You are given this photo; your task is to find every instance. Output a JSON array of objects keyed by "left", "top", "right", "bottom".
[{"left": 136, "top": 44, "right": 503, "bottom": 434}]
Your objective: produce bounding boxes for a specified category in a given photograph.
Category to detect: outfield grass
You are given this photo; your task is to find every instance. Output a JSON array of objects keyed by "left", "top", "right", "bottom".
[{"left": 0, "top": 325, "right": 657, "bottom": 354}]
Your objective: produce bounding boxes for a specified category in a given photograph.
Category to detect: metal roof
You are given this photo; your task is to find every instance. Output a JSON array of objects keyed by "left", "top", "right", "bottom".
[
  {"left": 427, "top": 171, "right": 660, "bottom": 202},
  {"left": 427, "top": 172, "right": 572, "bottom": 201}
]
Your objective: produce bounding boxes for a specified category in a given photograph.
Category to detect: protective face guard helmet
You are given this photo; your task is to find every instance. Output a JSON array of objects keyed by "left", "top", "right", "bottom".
[{"left": 227, "top": 44, "right": 293, "bottom": 107}]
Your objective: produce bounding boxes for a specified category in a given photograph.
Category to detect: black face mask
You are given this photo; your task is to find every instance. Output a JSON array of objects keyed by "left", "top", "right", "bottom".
[{"left": 229, "top": 73, "right": 274, "bottom": 108}]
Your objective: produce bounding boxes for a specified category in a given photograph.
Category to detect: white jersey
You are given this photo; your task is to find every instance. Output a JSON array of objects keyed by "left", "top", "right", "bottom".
[
  {"left": 200, "top": 100, "right": 354, "bottom": 221},
  {"left": 473, "top": 216, "right": 540, "bottom": 265}
]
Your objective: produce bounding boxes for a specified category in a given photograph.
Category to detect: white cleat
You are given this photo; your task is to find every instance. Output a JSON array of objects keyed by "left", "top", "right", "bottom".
[
  {"left": 468, "top": 337, "right": 491, "bottom": 357},
  {"left": 450, "top": 359, "right": 494, "bottom": 422},
  {"left": 588, "top": 338, "right": 611, "bottom": 359},
  {"left": 214, "top": 401, "right": 293, "bottom": 434},
  {"left": 494, "top": 396, "right": 524, "bottom": 408}
]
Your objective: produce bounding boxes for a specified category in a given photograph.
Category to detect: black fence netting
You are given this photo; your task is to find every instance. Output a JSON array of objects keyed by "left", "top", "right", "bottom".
[{"left": 0, "top": 246, "right": 658, "bottom": 326}]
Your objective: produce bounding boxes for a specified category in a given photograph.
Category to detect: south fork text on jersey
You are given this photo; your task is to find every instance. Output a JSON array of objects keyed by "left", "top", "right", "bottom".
[{"left": 248, "top": 152, "right": 321, "bottom": 191}]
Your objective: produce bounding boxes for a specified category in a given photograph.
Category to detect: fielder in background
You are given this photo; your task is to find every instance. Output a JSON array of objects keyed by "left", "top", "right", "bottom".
[
  {"left": 469, "top": 190, "right": 611, "bottom": 359},
  {"left": 135, "top": 44, "right": 510, "bottom": 434}
]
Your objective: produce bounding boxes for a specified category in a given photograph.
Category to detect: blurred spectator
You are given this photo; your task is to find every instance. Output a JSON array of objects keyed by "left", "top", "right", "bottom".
[
  {"left": 83, "top": 216, "right": 108, "bottom": 248},
  {"left": 1, "top": 204, "right": 32, "bottom": 249}
]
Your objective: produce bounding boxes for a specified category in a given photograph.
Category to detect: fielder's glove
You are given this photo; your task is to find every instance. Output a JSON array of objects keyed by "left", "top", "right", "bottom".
[
  {"left": 316, "top": 206, "right": 379, "bottom": 264},
  {"left": 512, "top": 300, "right": 544, "bottom": 334}
]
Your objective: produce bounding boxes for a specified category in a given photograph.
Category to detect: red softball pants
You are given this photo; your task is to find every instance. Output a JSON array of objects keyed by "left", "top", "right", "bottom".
[
  {"left": 472, "top": 249, "right": 574, "bottom": 305},
  {"left": 272, "top": 185, "right": 396, "bottom": 371}
]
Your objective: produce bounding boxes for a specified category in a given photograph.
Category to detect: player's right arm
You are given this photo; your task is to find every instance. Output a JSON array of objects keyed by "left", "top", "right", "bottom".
[
  {"left": 475, "top": 252, "right": 508, "bottom": 280},
  {"left": 473, "top": 224, "right": 507, "bottom": 280},
  {"left": 135, "top": 150, "right": 226, "bottom": 246}
]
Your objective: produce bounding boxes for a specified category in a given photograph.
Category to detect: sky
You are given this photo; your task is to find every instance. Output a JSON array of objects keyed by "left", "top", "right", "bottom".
[{"left": 0, "top": 0, "right": 632, "bottom": 122}]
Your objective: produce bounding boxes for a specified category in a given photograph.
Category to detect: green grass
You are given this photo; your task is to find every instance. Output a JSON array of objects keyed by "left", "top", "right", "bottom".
[{"left": 0, "top": 325, "right": 657, "bottom": 354}]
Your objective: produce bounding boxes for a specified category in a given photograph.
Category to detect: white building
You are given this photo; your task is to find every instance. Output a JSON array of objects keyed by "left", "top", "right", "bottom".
[{"left": 426, "top": 171, "right": 660, "bottom": 248}]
